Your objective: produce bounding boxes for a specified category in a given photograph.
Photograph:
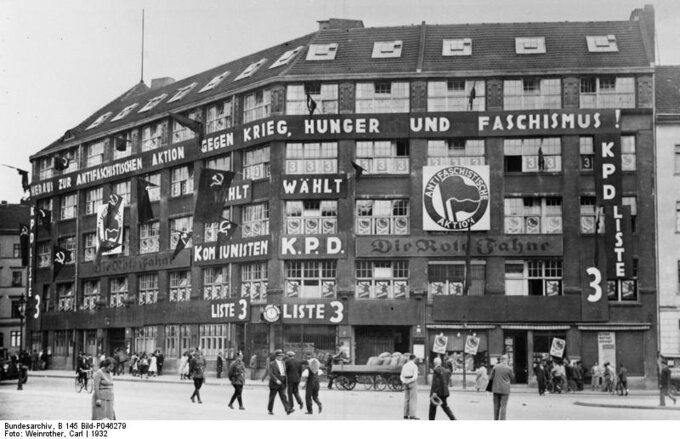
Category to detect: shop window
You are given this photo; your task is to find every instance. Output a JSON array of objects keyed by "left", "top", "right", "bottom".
[
  {"left": 428, "top": 80, "right": 485, "bottom": 111},
  {"left": 427, "top": 139, "right": 485, "bottom": 166},
  {"left": 504, "top": 137, "right": 561, "bottom": 173},
  {"left": 285, "top": 200, "right": 337, "bottom": 235},
  {"left": 428, "top": 262, "right": 486, "bottom": 297},
  {"left": 199, "top": 324, "right": 228, "bottom": 359},
  {"left": 356, "top": 199, "right": 409, "bottom": 235},
  {"left": 286, "top": 83, "right": 338, "bottom": 115},
  {"left": 169, "top": 271, "right": 192, "bottom": 302},
  {"left": 355, "top": 260, "right": 409, "bottom": 299},
  {"left": 138, "top": 273, "right": 159, "bottom": 305},
  {"left": 285, "top": 142, "right": 337, "bottom": 174},
  {"left": 285, "top": 260, "right": 337, "bottom": 299},
  {"left": 504, "top": 197, "right": 562, "bottom": 234},
  {"left": 355, "top": 140, "right": 409, "bottom": 174},
  {"left": 241, "top": 262, "right": 268, "bottom": 303},
  {"left": 165, "top": 325, "right": 180, "bottom": 358},
  {"left": 504, "top": 260, "right": 563, "bottom": 296},
  {"left": 242, "top": 203, "right": 269, "bottom": 238},
  {"left": 133, "top": 326, "right": 157, "bottom": 354}
]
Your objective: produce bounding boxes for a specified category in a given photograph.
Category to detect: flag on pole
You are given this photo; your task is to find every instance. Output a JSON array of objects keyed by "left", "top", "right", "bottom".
[
  {"left": 538, "top": 147, "right": 546, "bottom": 171},
  {"left": 37, "top": 208, "right": 52, "bottom": 233},
  {"left": 54, "top": 155, "right": 70, "bottom": 171},
  {"left": 463, "top": 223, "right": 472, "bottom": 295},
  {"left": 306, "top": 92, "right": 318, "bottom": 116},
  {"left": 17, "top": 169, "right": 30, "bottom": 191},
  {"left": 137, "top": 178, "right": 157, "bottom": 223},
  {"left": 171, "top": 231, "right": 192, "bottom": 261},
  {"left": 169, "top": 112, "right": 204, "bottom": 144},
  {"left": 351, "top": 161, "right": 366, "bottom": 178},
  {"left": 194, "top": 169, "right": 234, "bottom": 223},
  {"left": 19, "top": 224, "right": 29, "bottom": 267},
  {"left": 52, "top": 246, "right": 71, "bottom": 281},
  {"left": 468, "top": 81, "right": 477, "bottom": 111}
]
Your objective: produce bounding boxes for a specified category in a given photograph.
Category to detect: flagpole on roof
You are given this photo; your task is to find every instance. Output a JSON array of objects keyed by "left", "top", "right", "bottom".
[{"left": 140, "top": 9, "right": 145, "bottom": 84}]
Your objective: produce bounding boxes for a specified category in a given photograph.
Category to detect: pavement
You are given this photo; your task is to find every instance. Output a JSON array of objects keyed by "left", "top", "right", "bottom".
[{"left": 25, "top": 368, "right": 679, "bottom": 412}]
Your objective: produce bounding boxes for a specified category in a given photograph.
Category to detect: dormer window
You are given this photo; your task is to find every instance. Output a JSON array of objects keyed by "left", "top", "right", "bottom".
[
  {"left": 86, "top": 112, "right": 113, "bottom": 130},
  {"left": 168, "top": 82, "right": 198, "bottom": 103},
  {"left": 306, "top": 43, "right": 338, "bottom": 61},
  {"left": 372, "top": 41, "right": 403, "bottom": 58},
  {"left": 234, "top": 59, "right": 267, "bottom": 81},
  {"left": 112, "top": 103, "right": 139, "bottom": 121},
  {"left": 270, "top": 46, "right": 304, "bottom": 69},
  {"left": 586, "top": 35, "right": 618, "bottom": 52},
  {"left": 443, "top": 39, "right": 472, "bottom": 56},
  {"left": 515, "top": 37, "right": 546, "bottom": 54},
  {"left": 199, "top": 71, "right": 230, "bottom": 93},
  {"left": 139, "top": 94, "right": 168, "bottom": 113}
]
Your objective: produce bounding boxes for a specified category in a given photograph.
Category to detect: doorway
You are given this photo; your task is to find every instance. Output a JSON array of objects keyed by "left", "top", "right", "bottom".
[
  {"left": 107, "top": 328, "right": 126, "bottom": 356},
  {"left": 503, "top": 330, "right": 528, "bottom": 383},
  {"left": 354, "top": 326, "right": 411, "bottom": 365}
]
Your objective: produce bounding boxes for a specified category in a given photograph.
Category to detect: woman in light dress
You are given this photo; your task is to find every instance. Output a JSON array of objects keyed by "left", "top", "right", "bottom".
[
  {"left": 92, "top": 358, "right": 115, "bottom": 420},
  {"left": 475, "top": 363, "right": 488, "bottom": 392}
]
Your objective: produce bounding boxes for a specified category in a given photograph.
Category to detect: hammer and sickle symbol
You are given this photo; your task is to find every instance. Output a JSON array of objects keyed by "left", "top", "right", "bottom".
[
  {"left": 109, "top": 194, "right": 120, "bottom": 206},
  {"left": 20, "top": 226, "right": 28, "bottom": 236},
  {"left": 55, "top": 251, "right": 66, "bottom": 264},
  {"left": 210, "top": 173, "right": 224, "bottom": 187}
]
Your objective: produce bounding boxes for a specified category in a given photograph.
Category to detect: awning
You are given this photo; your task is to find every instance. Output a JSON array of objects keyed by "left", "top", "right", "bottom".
[
  {"left": 426, "top": 324, "right": 496, "bottom": 330},
  {"left": 501, "top": 325, "right": 570, "bottom": 330},
  {"left": 577, "top": 324, "right": 651, "bottom": 331}
]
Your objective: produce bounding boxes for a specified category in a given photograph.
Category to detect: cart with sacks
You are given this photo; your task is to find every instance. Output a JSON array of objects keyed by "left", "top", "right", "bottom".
[{"left": 331, "top": 352, "right": 410, "bottom": 391}]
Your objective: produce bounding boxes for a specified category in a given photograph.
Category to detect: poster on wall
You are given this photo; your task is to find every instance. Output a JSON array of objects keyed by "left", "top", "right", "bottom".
[
  {"left": 550, "top": 338, "right": 566, "bottom": 358},
  {"left": 465, "top": 335, "right": 480, "bottom": 355},
  {"left": 597, "top": 332, "right": 616, "bottom": 367},
  {"left": 432, "top": 333, "right": 448, "bottom": 354},
  {"left": 423, "top": 166, "right": 490, "bottom": 231}
]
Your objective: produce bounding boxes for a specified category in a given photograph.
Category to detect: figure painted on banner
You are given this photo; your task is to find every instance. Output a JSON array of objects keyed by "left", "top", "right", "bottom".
[
  {"left": 429, "top": 357, "right": 456, "bottom": 420},
  {"left": 267, "top": 349, "right": 294, "bottom": 415},
  {"left": 189, "top": 349, "right": 206, "bottom": 404},
  {"left": 488, "top": 354, "right": 514, "bottom": 420},
  {"left": 591, "top": 361, "right": 603, "bottom": 390},
  {"left": 659, "top": 359, "right": 677, "bottom": 406},
  {"left": 400, "top": 354, "right": 419, "bottom": 420},
  {"left": 228, "top": 352, "right": 246, "bottom": 410},
  {"left": 475, "top": 363, "right": 488, "bottom": 392},
  {"left": 304, "top": 357, "right": 323, "bottom": 415},
  {"left": 617, "top": 362, "right": 629, "bottom": 396},
  {"left": 533, "top": 361, "right": 547, "bottom": 396},
  {"left": 216, "top": 351, "right": 224, "bottom": 379},
  {"left": 285, "top": 351, "right": 304, "bottom": 410},
  {"left": 92, "top": 358, "right": 115, "bottom": 420}
]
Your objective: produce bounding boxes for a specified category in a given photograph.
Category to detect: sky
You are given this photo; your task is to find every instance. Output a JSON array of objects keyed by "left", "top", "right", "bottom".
[{"left": 1, "top": 0, "right": 679, "bottom": 204}]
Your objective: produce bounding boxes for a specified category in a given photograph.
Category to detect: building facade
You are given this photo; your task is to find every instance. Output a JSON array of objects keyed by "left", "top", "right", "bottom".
[{"left": 27, "top": 6, "right": 659, "bottom": 385}]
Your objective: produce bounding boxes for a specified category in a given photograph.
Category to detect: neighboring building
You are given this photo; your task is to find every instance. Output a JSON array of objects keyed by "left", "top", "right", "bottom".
[
  {"left": 0, "top": 202, "right": 29, "bottom": 358},
  {"left": 655, "top": 65, "right": 680, "bottom": 365},
  {"left": 27, "top": 6, "right": 659, "bottom": 386}
]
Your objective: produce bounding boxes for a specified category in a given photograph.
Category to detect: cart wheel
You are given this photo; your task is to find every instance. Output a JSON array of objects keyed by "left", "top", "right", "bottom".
[
  {"left": 388, "top": 376, "right": 403, "bottom": 392},
  {"left": 360, "top": 376, "right": 373, "bottom": 390},
  {"left": 374, "top": 375, "right": 387, "bottom": 391},
  {"left": 344, "top": 375, "right": 357, "bottom": 390},
  {"left": 335, "top": 376, "right": 349, "bottom": 390}
]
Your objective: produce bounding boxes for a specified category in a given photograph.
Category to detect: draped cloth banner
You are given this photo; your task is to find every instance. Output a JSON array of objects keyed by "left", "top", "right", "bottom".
[{"left": 96, "top": 196, "right": 125, "bottom": 257}]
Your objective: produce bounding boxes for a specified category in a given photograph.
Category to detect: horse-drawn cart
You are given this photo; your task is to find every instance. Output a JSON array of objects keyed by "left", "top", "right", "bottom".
[{"left": 329, "top": 353, "right": 409, "bottom": 391}]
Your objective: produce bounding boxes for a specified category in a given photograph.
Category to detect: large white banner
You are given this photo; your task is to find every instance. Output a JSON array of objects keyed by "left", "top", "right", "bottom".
[
  {"left": 423, "top": 165, "right": 490, "bottom": 231},
  {"left": 96, "top": 196, "right": 125, "bottom": 256}
]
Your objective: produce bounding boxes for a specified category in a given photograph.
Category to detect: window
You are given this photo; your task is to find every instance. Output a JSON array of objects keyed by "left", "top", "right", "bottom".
[
  {"left": 503, "top": 137, "right": 561, "bottom": 172},
  {"left": 84, "top": 187, "right": 103, "bottom": 215},
  {"left": 82, "top": 280, "right": 99, "bottom": 311},
  {"left": 243, "top": 89, "right": 271, "bottom": 123},
  {"left": 170, "top": 216, "right": 193, "bottom": 250},
  {"left": 306, "top": 43, "right": 338, "bottom": 61},
  {"left": 170, "top": 165, "right": 194, "bottom": 197},
  {"left": 37, "top": 242, "right": 51, "bottom": 268},
  {"left": 243, "top": 145, "right": 270, "bottom": 180},
  {"left": 285, "top": 142, "right": 338, "bottom": 174},
  {"left": 505, "top": 260, "right": 562, "bottom": 296},
  {"left": 139, "top": 221, "right": 160, "bottom": 254},
  {"left": 11, "top": 271, "right": 22, "bottom": 287},
  {"left": 504, "top": 197, "right": 562, "bottom": 234},
  {"left": 427, "top": 139, "right": 485, "bottom": 166},
  {"left": 83, "top": 233, "right": 97, "bottom": 262},
  {"left": 356, "top": 82, "right": 409, "bottom": 113},
  {"left": 58, "top": 236, "right": 76, "bottom": 264},
  {"left": 286, "top": 83, "right": 338, "bottom": 115},
  {"left": 10, "top": 299, "right": 23, "bottom": 318},
  {"left": 133, "top": 326, "right": 157, "bottom": 354},
  {"left": 109, "top": 277, "right": 128, "bottom": 308},
  {"left": 623, "top": 197, "right": 637, "bottom": 233},
  {"left": 504, "top": 78, "right": 561, "bottom": 110},
  {"left": 270, "top": 46, "right": 304, "bottom": 68},
  {"left": 54, "top": 330, "right": 68, "bottom": 355},
  {"left": 172, "top": 109, "right": 202, "bottom": 143},
  {"left": 199, "top": 324, "right": 228, "bottom": 359},
  {"left": 355, "top": 261, "right": 409, "bottom": 299},
  {"left": 241, "top": 262, "right": 268, "bottom": 303},
  {"left": 234, "top": 58, "right": 267, "bottom": 81},
  {"left": 428, "top": 262, "right": 486, "bottom": 297},
  {"left": 356, "top": 199, "right": 409, "bottom": 235},
  {"left": 203, "top": 266, "right": 230, "bottom": 300},
  {"left": 13, "top": 243, "right": 21, "bottom": 258},
  {"left": 169, "top": 271, "right": 192, "bottom": 302},
  {"left": 112, "top": 180, "right": 131, "bottom": 205},
  {"left": 57, "top": 282, "right": 74, "bottom": 311},
  {"left": 86, "top": 112, "right": 112, "bottom": 130},
  {"left": 285, "top": 200, "right": 337, "bottom": 234},
  {"left": 200, "top": 71, "right": 230, "bottom": 93},
  {"left": 144, "top": 173, "right": 161, "bottom": 202},
  {"left": 206, "top": 100, "right": 233, "bottom": 133},
  {"left": 586, "top": 35, "right": 618, "bottom": 52},
  {"left": 10, "top": 331, "right": 20, "bottom": 348},
  {"left": 371, "top": 40, "right": 403, "bottom": 58},
  {"left": 285, "top": 260, "right": 337, "bottom": 299},
  {"left": 580, "top": 137, "right": 595, "bottom": 171},
  {"left": 141, "top": 121, "right": 168, "bottom": 151},
  {"left": 242, "top": 203, "right": 269, "bottom": 238},
  {"left": 355, "top": 140, "right": 409, "bottom": 174},
  {"left": 138, "top": 94, "right": 167, "bottom": 112},
  {"left": 442, "top": 38, "right": 472, "bottom": 56},
  {"left": 112, "top": 103, "right": 139, "bottom": 121},
  {"left": 204, "top": 208, "right": 233, "bottom": 242},
  {"left": 205, "top": 155, "right": 232, "bottom": 172},
  {"left": 113, "top": 131, "right": 133, "bottom": 160},
  {"left": 428, "top": 80, "right": 485, "bottom": 111},
  {"left": 580, "top": 197, "right": 605, "bottom": 234},
  {"left": 86, "top": 141, "right": 105, "bottom": 168},
  {"left": 608, "top": 260, "right": 638, "bottom": 302},
  {"left": 60, "top": 149, "right": 79, "bottom": 173},
  {"left": 621, "top": 135, "right": 636, "bottom": 171},
  {"left": 167, "top": 82, "right": 198, "bottom": 103},
  {"left": 580, "top": 76, "right": 635, "bottom": 108},
  {"left": 138, "top": 273, "right": 159, "bottom": 305},
  {"left": 165, "top": 325, "right": 180, "bottom": 358},
  {"left": 37, "top": 157, "right": 53, "bottom": 180},
  {"left": 515, "top": 37, "right": 546, "bottom": 54}
]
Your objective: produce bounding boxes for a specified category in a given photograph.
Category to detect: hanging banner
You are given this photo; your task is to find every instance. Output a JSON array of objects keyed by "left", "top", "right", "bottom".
[
  {"left": 593, "top": 133, "right": 622, "bottom": 207},
  {"left": 597, "top": 332, "right": 616, "bottom": 367},
  {"left": 550, "top": 337, "right": 566, "bottom": 358},
  {"left": 432, "top": 334, "right": 448, "bottom": 354},
  {"left": 96, "top": 197, "right": 125, "bottom": 256},
  {"left": 465, "top": 335, "right": 480, "bottom": 355},
  {"left": 604, "top": 205, "right": 633, "bottom": 278}
]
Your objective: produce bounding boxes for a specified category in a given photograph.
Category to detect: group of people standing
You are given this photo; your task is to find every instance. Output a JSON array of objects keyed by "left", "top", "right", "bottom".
[
  {"left": 589, "top": 361, "right": 629, "bottom": 395},
  {"left": 264, "top": 349, "right": 323, "bottom": 415}
]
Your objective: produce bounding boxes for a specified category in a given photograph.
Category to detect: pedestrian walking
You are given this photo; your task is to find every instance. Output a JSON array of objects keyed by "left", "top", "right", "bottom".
[
  {"left": 428, "top": 357, "right": 455, "bottom": 420},
  {"left": 533, "top": 361, "right": 547, "bottom": 396},
  {"left": 659, "top": 359, "right": 677, "bottom": 406},
  {"left": 488, "top": 354, "right": 514, "bottom": 420},
  {"left": 189, "top": 350, "right": 206, "bottom": 404},
  {"left": 92, "top": 358, "right": 115, "bottom": 420},
  {"left": 267, "top": 349, "right": 294, "bottom": 415},
  {"left": 400, "top": 354, "right": 419, "bottom": 420},
  {"left": 617, "top": 363, "right": 629, "bottom": 396},
  {"left": 304, "top": 358, "right": 323, "bottom": 415},
  {"left": 16, "top": 350, "right": 29, "bottom": 391},
  {"left": 216, "top": 352, "right": 224, "bottom": 379},
  {"left": 227, "top": 352, "right": 246, "bottom": 410},
  {"left": 285, "top": 351, "right": 304, "bottom": 410},
  {"left": 156, "top": 350, "right": 164, "bottom": 376},
  {"left": 475, "top": 363, "right": 488, "bottom": 392},
  {"left": 591, "top": 361, "right": 602, "bottom": 390}
]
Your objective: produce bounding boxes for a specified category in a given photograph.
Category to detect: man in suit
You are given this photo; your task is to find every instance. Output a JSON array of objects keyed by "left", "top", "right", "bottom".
[
  {"left": 267, "top": 349, "right": 294, "bottom": 415},
  {"left": 285, "top": 351, "right": 304, "bottom": 410},
  {"left": 488, "top": 354, "right": 514, "bottom": 420},
  {"left": 429, "top": 357, "right": 455, "bottom": 420},
  {"left": 659, "top": 358, "right": 677, "bottom": 406}
]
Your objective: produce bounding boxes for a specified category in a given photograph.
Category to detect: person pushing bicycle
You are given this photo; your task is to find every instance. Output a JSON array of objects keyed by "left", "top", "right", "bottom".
[{"left": 76, "top": 352, "right": 91, "bottom": 387}]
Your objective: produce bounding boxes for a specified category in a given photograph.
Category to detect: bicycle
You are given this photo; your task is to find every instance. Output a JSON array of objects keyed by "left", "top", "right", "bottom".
[{"left": 75, "top": 369, "right": 94, "bottom": 393}]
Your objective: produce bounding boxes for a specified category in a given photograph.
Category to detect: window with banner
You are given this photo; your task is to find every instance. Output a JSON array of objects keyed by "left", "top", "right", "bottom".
[
  {"left": 429, "top": 331, "right": 489, "bottom": 372},
  {"left": 427, "top": 139, "right": 486, "bottom": 166}
]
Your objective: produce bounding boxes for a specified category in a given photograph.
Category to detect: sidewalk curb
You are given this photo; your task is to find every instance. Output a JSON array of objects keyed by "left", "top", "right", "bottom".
[{"left": 574, "top": 401, "right": 680, "bottom": 411}]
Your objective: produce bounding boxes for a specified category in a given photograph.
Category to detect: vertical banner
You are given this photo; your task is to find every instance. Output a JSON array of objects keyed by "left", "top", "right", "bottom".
[
  {"left": 594, "top": 133, "right": 622, "bottom": 207},
  {"left": 96, "top": 198, "right": 126, "bottom": 256},
  {"left": 597, "top": 332, "right": 616, "bottom": 367},
  {"left": 604, "top": 205, "right": 633, "bottom": 278}
]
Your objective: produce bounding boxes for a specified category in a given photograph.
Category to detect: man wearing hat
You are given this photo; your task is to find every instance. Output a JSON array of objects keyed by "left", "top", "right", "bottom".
[
  {"left": 285, "top": 351, "right": 304, "bottom": 410},
  {"left": 659, "top": 358, "right": 677, "bottom": 406},
  {"left": 429, "top": 357, "right": 456, "bottom": 420},
  {"left": 267, "top": 349, "right": 294, "bottom": 415}
]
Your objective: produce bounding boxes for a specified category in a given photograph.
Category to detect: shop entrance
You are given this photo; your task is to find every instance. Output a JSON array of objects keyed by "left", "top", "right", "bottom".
[
  {"left": 355, "top": 326, "right": 410, "bottom": 365},
  {"left": 503, "top": 330, "right": 528, "bottom": 383},
  {"left": 107, "top": 328, "right": 126, "bottom": 356}
]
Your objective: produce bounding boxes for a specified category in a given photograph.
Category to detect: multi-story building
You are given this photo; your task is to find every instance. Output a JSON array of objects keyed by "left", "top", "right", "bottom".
[
  {"left": 656, "top": 65, "right": 680, "bottom": 365},
  {"left": 27, "top": 6, "right": 659, "bottom": 386},
  {"left": 0, "top": 202, "right": 29, "bottom": 358}
]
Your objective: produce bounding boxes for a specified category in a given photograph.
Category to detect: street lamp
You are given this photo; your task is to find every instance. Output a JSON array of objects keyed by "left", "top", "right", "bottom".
[{"left": 18, "top": 294, "right": 26, "bottom": 353}]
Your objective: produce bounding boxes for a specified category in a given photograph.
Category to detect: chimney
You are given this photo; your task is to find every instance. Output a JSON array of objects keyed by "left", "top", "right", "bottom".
[
  {"left": 630, "top": 4, "right": 655, "bottom": 63},
  {"left": 317, "top": 18, "right": 364, "bottom": 31},
  {"left": 150, "top": 77, "right": 176, "bottom": 90}
]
